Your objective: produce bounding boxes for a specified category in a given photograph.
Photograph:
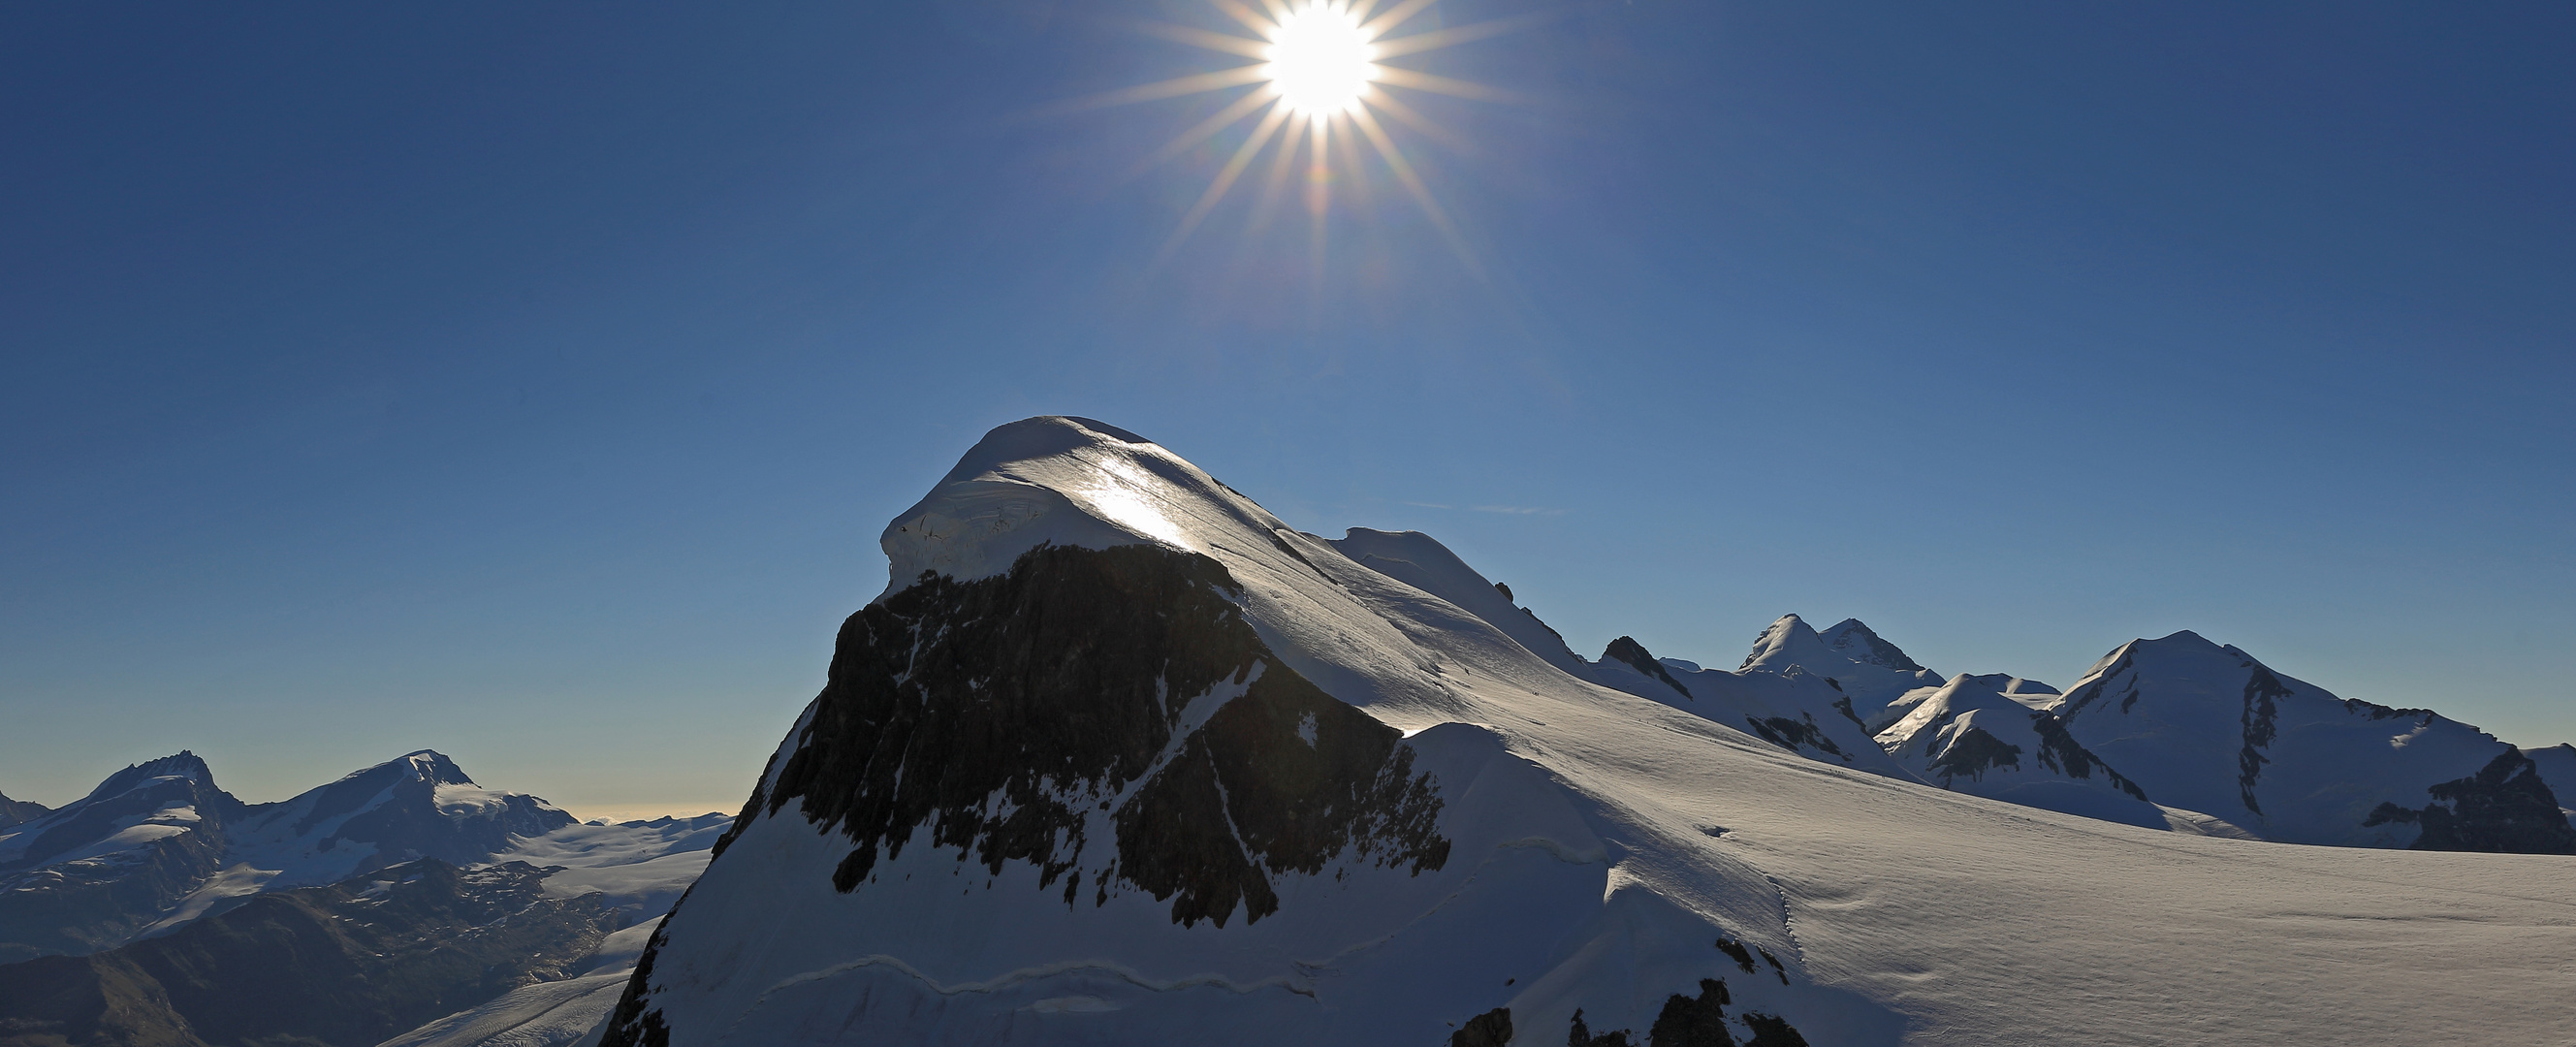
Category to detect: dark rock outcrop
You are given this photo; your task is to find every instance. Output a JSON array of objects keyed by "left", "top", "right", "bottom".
[
  {"left": 605, "top": 542, "right": 1456, "bottom": 1047},
  {"left": 1452, "top": 1006, "right": 1513, "bottom": 1047},
  {"left": 762, "top": 542, "right": 1449, "bottom": 924},
  {"left": 1563, "top": 976, "right": 1812, "bottom": 1047},
  {"left": 2364, "top": 749, "right": 2576, "bottom": 854},
  {"left": 1604, "top": 637, "right": 1693, "bottom": 699}
]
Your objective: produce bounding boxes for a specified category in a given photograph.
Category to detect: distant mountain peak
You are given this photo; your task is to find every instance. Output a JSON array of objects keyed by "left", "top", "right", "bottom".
[
  {"left": 82, "top": 751, "right": 221, "bottom": 803},
  {"left": 1738, "top": 614, "right": 1822, "bottom": 671},
  {"left": 393, "top": 750, "right": 476, "bottom": 786},
  {"left": 1819, "top": 618, "right": 1926, "bottom": 673}
]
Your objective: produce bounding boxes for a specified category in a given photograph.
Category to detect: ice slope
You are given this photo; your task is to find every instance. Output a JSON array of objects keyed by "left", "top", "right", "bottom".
[
  {"left": 515, "top": 813, "right": 732, "bottom": 925},
  {"left": 1873, "top": 674, "right": 2166, "bottom": 829},
  {"left": 2053, "top": 632, "right": 2576, "bottom": 850},
  {"left": 601, "top": 418, "right": 2576, "bottom": 1047}
]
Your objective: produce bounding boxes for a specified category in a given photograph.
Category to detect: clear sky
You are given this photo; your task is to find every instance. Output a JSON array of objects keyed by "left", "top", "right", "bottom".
[{"left": 4, "top": 1, "right": 2570, "bottom": 818}]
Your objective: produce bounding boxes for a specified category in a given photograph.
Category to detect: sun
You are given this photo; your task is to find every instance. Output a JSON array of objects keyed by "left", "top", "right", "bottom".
[
  {"left": 1056, "top": 0, "right": 1543, "bottom": 274},
  {"left": 1266, "top": 3, "right": 1377, "bottom": 116}
]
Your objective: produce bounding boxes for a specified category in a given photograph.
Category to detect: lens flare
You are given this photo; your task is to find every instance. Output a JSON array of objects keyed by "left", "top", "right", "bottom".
[
  {"left": 1266, "top": 3, "right": 1376, "bottom": 115},
  {"left": 1062, "top": 0, "right": 1546, "bottom": 278}
]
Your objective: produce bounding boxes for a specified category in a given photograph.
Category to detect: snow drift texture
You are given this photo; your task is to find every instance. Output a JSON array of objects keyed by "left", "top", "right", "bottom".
[{"left": 599, "top": 417, "right": 2576, "bottom": 1047}]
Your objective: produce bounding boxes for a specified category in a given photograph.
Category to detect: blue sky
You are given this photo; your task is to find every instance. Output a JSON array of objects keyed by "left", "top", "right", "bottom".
[{"left": 4, "top": 1, "right": 2570, "bottom": 816}]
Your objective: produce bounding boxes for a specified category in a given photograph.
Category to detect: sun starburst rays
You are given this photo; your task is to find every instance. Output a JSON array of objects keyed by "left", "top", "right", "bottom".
[{"left": 1083, "top": 0, "right": 1528, "bottom": 277}]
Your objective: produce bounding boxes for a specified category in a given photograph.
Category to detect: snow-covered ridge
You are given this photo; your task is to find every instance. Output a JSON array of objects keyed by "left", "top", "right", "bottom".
[{"left": 597, "top": 417, "right": 2576, "bottom": 1047}]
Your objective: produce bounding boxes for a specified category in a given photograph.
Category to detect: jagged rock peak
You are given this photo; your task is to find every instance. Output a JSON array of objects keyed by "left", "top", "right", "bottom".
[{"left": 1819, "top": 618, "right": 1926, "bottom": 673}]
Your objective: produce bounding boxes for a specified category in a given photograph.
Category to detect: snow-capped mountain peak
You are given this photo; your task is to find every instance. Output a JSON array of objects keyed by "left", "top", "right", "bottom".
[
  {"left": 592, "top": 418, "right": 2576, "bottom": 1047},
  {"left": 1819, "top": 618, "right": 1927, "bottom": 673},
  {"left": 225, "top": 749, "right": 576, "bottom": 890},
  {"left": 2049, "top": 631, "right": 2574, "bottom": 850},
  {"left": 1736, "top": 613, "right": 1945, "bottom": 714}
]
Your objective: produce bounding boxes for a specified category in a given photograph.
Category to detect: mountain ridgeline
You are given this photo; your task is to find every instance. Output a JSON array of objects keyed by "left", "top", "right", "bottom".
[
  {"left": 0, "top": 750, "right": 577, "bottom": 966},
  {"left": 0, "top": 752, "right": 729, "bottom": 1047},
  {"left": 593, "top": 417, "right": 2576, "bottom": 1047},
  {"left": 12, "top": 415, "right": 2573, "bottom": 1047}
]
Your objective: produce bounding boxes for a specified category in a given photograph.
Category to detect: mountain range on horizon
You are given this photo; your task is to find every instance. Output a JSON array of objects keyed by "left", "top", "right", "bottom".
[
  {"left": 5, "top": 416, "right": 2571, "bottom": 1047},
  {"left": 0, "top": 750, "right": 728, "bottom": 1047}
]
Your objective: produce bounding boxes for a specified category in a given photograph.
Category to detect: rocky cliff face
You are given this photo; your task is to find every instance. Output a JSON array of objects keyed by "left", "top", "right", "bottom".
[{"left": 758, "top": 542, "right": 1450, "bottom": 926}]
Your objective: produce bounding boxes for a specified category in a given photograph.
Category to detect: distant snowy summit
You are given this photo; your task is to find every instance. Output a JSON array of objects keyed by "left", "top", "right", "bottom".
[
  {"left": 0, "top": 749, "right": 725, "bottom": 965},
  {"left": 0, "top": 750, "right": 730, "bottom": 1047},
  {"left": 596, "top": 417, "right": 2576, "bottom": 1047},
  {"left": 1327, "top": 524, "right": 2571, "bottom": 852}
]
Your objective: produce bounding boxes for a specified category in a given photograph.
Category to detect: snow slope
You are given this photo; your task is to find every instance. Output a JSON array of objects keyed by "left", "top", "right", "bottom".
[{"left": 598, "top": 418, "right": 2576, "bottom": 1047}]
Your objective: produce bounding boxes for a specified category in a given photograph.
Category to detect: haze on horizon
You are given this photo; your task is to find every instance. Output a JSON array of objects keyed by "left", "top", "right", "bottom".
[{"left": 3, "top": 1, "right": 2570, "bottom": 817}]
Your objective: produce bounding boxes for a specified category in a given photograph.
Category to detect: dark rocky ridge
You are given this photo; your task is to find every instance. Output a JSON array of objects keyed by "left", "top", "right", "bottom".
[
  {"left": 1603, "top": 637, "right": 1692, "bottom": 699},
  {"left": 1926, "top": 728, "right": 2023, "bottom": 786},
  {"left": 607, "top": 542, "right": 1453, "bottom": 1047},
  {"left": 2365, "top": 749, "right": 2576, "bottom": 853},
  {"left": 2237, "top": 665, "right": 2290, "bottom": 814},
  {"left": 0, "top": 859, "right": 614, "bottom": 1047},
  {"left": 2027, "top": 714, "right": 2149, "bottom": 801},
  {"left": 1742, "top": 714, "right": 1852, "bottom": 763}
]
